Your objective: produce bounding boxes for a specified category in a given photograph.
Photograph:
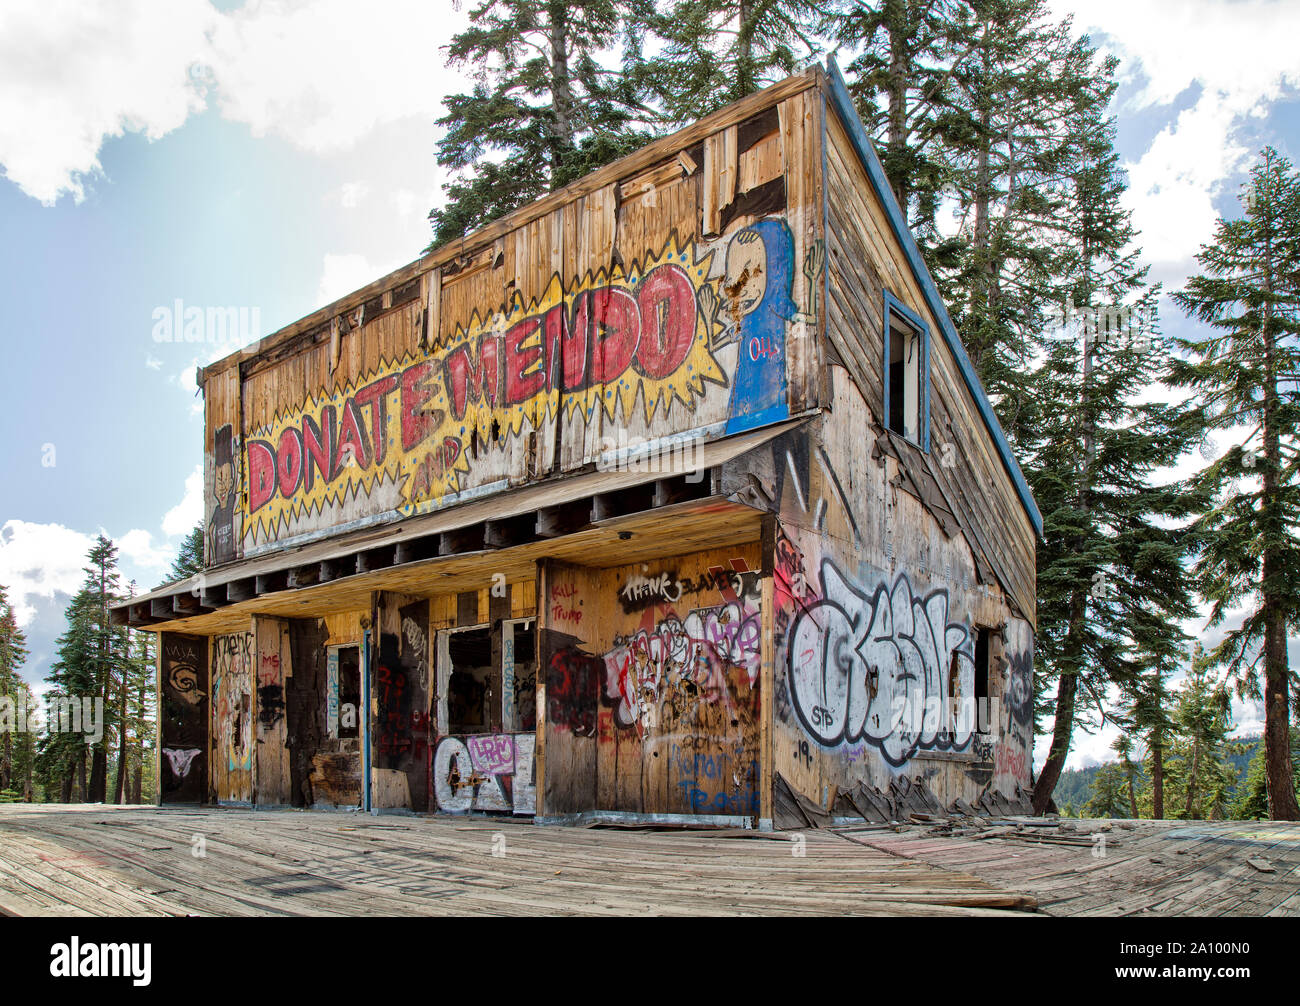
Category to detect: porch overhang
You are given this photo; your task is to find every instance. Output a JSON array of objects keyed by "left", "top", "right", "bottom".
[{"left": 112, "top": 420, "right": 803, "bottom": 635}]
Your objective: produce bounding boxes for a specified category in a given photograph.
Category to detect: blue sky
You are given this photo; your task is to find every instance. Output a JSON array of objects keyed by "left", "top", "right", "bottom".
[{"left": 0, "top": 0, "right": 1297, "bottom": 771}]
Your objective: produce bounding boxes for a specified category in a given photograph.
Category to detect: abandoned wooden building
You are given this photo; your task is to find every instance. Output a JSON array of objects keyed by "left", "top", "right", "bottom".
[{"left": 111, "top": 60, "right": 1041, "bottom": 828}]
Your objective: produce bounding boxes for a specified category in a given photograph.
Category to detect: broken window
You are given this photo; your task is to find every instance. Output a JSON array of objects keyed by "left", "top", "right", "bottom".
[
  {"left": 336, "top": 645, "right": 360, "bottom": 740},
  {"left": 974, "top": 627, "right": 991, "bottom": 738},
  {"left": 884, "top": 293, "right": 929, "bottom": 448},
  {"left": 444, "top": 625, "right": 493, "bottom": 734}
]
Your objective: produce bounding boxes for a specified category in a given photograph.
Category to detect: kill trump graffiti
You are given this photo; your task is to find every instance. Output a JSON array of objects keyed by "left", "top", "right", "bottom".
[
  {"left": 241, "top": 234, "right": 729, "bottom": 545},
  {"left": 787, "top": 561, "right": 977, "bottom": 766}
]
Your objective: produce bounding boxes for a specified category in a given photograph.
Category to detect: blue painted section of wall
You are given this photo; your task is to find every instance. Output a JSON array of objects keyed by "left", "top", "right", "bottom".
[
  {"left": 725, "top": 218, "right": 797, "bottom": 434},
  {"left": 823, "top": 59, "right": 1043, "bottom": 537}
]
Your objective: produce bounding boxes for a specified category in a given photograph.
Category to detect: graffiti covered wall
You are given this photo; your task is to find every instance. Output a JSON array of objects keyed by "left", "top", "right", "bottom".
[
  {"left": 541, "top": 545, "right": 763, "bottom": 817},
  {"left": 234, "top": 225, "right": 819, "bottom": 554},
  {"left": 210, "top": 629, "right": 255, "bottom": 804},
  {"left": 748, "top": 368, "right": 1033, "bottom": 815},
  {"left": 159, "top": 632, "right": 208, "bottom": 803}
]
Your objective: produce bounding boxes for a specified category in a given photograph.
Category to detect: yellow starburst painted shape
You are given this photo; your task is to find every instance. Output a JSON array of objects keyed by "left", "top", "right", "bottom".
[{"left": 239, "top": 233, "right": 729, "bottom": 538}]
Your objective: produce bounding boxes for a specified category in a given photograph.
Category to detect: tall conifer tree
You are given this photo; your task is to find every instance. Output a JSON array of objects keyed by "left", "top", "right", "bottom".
[
  {"left": 429, "top": 1, "right": 655, "bottom": 248},
  {"left": 1171, "top": 147, "right": 1300, "bottom": 820},
  {"left": 638, "top": 0, "right": 822, "bottom": 124},
  {"left": 1025, "top": 50, "right": 1199, "bottom": 812}
]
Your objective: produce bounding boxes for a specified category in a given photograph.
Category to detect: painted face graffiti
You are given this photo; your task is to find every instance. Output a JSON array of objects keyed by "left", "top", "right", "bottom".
[{"left": 787, "top": 561, "right": 976, "bottom": 766}]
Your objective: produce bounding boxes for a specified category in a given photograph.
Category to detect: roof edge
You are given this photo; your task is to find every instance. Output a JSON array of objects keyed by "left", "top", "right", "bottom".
[
  {"left": 198, "top": 68, "right": 823, "bottom": 386},
  {"left": 823, "top": 58, "right": 1043, "bottom": 539}
]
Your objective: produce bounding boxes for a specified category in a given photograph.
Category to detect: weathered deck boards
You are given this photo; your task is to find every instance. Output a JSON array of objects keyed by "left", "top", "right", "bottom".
[
  {"left": 0, "top": 805, "right": 1034, "bottom": 917},
  {"left": 851, "top": 818, "right": 1300, "bottom": 917}
]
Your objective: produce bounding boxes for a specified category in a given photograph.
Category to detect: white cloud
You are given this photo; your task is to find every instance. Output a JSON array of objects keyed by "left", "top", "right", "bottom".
[
  {"left": 162, "top": 465, "right": 205, "bottom": 538},
  {"left": 1053, "top": 0, "right": 1300, "bottom": 276},
  {"left": 0, "top": 520, "right": 95, "bottom": 625},
  {"left": 116, "top": 529, "right": 174, "bottom": 570},
  {"left": 0, "top": 0, "right": 469, "bottom": 206},
  {"left": 316, "top": 252, "right": 403, "bottom": 308},
  {"left": 0, "top": 466, "right": 207, "bottom": 628},
  {"left": 337, "top": 181, "right": 370, "bottom": 208},
  {"left": 0, "top": 0, "right": 214, "bottom": 204},
  {"left": 205, "top": 0, "right": 468, "bottom": 153}
]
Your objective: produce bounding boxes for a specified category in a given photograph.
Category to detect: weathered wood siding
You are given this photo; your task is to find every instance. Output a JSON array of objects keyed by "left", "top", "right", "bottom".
[
  {"left": 201, "top": 78, "right": 826, "bottom": 564},
  {"left": 822, "top": 111, "right": 1037, "bottom": 625},
  {"left": 538, "top": 545, "right": 763, "bottom": 817},
  {"left": 252, "top": 616, "right": 291, "bottom": 805}
]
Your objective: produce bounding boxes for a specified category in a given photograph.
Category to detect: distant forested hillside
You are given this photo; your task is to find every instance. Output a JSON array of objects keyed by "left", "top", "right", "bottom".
[{"left": 1053, "top": 737, "right": 1262, "bottom": 817}]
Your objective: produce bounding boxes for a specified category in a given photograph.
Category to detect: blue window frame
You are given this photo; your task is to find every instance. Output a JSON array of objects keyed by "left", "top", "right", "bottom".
[{"left": 882, "top": 291, "right": 931, "bottom": 452}]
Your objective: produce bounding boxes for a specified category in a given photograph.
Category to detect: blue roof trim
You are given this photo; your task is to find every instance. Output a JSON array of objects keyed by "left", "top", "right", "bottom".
[{"left": 823, "top": 58, "right": 1043, "bottom": 538}]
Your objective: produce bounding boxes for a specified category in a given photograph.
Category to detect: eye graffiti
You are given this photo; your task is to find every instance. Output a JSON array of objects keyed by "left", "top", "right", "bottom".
[{"left": 165, "top": 660, "right": 205, "bottom": 707}]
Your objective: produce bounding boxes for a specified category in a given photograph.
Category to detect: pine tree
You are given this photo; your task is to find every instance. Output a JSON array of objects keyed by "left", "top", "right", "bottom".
[
  {"left": 1231, "top": 732, "right": 1300, "bottom": 820},
  {"left": 35, "top": 536, "right": 131, "bottom": 803},
  {"left": 164, "top": 524, "right": 205, "bottom": 586},
  {"left": 1171, "top": 147, "right": 1300, "bottom": 820},
  {"left": 0, "top": 585, "right": 32, "bottom": 798},
  {"left": 1165, "top": 647, "right": 1237, "bottom": 820},
  {"left": 1084, "top": 762, "right": 1128, "bottom": 818},
  {"left": 1130, "top": 652, "right": 1177, "bottom": 819},
  {"left": 1025, "top": 55, "right": 1199, "bottom": 813},
  {"left": 827, "top": 0, "right": 974, "bottom": 252},
  {"left": 429, "top": 1, "right": 655, "bottom": 249},
  {"left": 1113, "top": 733, "right": 1141, "bottom": 819},
  {"left": 37, "top": 586, "right": 98, "bottom": 801},
  {"left": 639, "top": 0, "right": 821, "bottom": 125},
  {"left": 938, "top": 1, "right": 1099, "bottom": 404}
]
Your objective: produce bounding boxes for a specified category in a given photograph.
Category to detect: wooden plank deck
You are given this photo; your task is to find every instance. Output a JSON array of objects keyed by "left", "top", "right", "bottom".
[
  {"left": 0, "top": 805, "right": 1035, "bottom": 917},
  {"left": 851, "top": 818, "right": 1300, "bottom": 916}
]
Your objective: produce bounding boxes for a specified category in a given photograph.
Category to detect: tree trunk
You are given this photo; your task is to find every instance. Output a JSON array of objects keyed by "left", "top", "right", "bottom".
[
  {"left": 1032, "top": 667, "right": 1076, "bottom": 813},
  {"left": 736, "top": 0, "right": 754, "bottom": 99},
  {"left": 1258, "top": 239, "right": 1300, "bottom": 820},
  {"left": 114, "top": 672, "right": 127, "bottom": 804},
  {"left": 885, "top": 0, "right": 910, "bottom": 211},
  {"left": 1151, "top": 735, "right": 1164, "bottom": 820}
]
